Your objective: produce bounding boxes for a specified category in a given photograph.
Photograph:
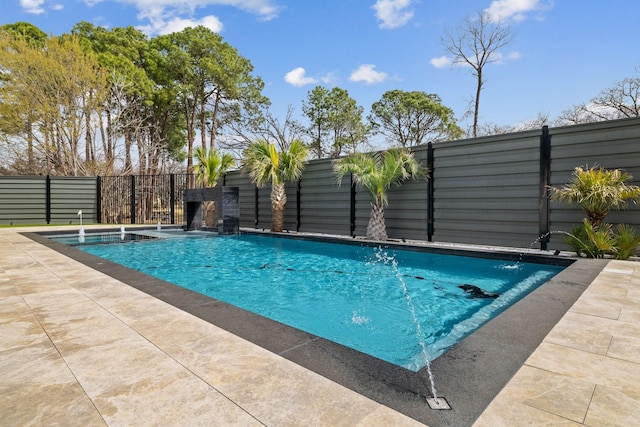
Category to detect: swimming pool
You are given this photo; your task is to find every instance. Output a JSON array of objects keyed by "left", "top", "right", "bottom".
[{"left": 52, "top": 231, "right": 565, "bottom": 371}]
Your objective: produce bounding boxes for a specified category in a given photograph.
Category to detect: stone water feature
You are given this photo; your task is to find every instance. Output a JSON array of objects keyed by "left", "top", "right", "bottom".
[{"left": 183, "top": 186, "right": 239, "bottom": 234}]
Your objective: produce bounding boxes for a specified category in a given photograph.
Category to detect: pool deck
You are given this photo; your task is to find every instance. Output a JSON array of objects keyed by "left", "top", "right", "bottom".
[{"left": 1, "top": 226, "right": 639, "bottom": 426}]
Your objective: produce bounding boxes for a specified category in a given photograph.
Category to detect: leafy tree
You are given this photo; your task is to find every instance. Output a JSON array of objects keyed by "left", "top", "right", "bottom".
[
  {"left": 302, "top": 86, "right": 369, "bottom": 158},
  {"left": 440, "top": 11, "right": 513, "bottom": 137},
  {"left": 368, "top": 90, "right": 462, "bottom": 147},
  {"left": 551, "top": 165, "right": 640, "bottom": 226},
  {"left": 152, "top": 26, "right": 268, "bottom": 185},
  {"left": 0, "top": 32, "right": 107, "bottom": 175},
  {"left": 302, "top": 86, "right": 330, "bottom": 158},
  {"left": 243, "top": 139, "right": 308, "bottom": 232},
  {"left": 0, "top": 22, "right": 47, "bottom": 47},
  {"left": 333, "top": 148, "right": 425, "bottom": 241},
  {"left": 72, "top": 22, "right": 158, "bottom": 174}
]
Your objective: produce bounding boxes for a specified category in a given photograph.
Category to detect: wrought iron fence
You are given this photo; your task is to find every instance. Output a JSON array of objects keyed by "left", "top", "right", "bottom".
[{"left": 99, "top": 174, "right": 194, "bottom": 225}]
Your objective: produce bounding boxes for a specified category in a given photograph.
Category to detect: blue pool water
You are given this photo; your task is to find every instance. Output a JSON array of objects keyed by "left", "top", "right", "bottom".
[{"left": 61, "top": 232, "right": 564, "bottom": 371}]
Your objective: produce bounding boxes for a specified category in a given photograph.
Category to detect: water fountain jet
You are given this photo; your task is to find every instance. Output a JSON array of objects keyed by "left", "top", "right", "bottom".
[
  {"left": 372, "top": 247, "right": 448, "bottom": 409},
  {"left": 77, "top": 210, "right": 85, "bottom": 243},
  {"left": 531, "top": 230, "right": 587, "bottom": 255}
]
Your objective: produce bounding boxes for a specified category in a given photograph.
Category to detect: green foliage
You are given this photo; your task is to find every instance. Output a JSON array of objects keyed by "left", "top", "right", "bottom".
[
  {"left": 551, "top": 165, "right": 640, "bottom": 226},
  {"left": 302, "top": 86, "right": 369, "bottom": 159},
  {"left": 566, "top": 223, "right": 594, "bottom": 257},
  {"left": 613, "top": 224, "right": 640, "bottom": 260},
  {"left": 242, "top": 139, "right": 308, "bottom": 232},
  {"left": 0, "top": 22, "right": 47, "bottom": 47},
  {"left": 566, "top": 221, "right": 640, "bottom": 260},
  {"left": 583, "top": 221, "right": 616, "bottom": 258},
  {"left": 334, "top": 148, "right": 425, "bottom": 207},
  {"left": 0, "top": 32, "right": 108, "bottom": 175},
  {"left": 368, "top": 90, "right": 463, "bottom": 148},
  {"left": 333, "top": 148, "right": 425, "bottom": 240},
  {"left": 193, "top": 147, "right": 234, "bottom": 187},
  {"left": 243, "top": 139, "right": 309, "bottom": 188},
  {"left": 553, "top": 165, "right": 640, "bottom": 260}
]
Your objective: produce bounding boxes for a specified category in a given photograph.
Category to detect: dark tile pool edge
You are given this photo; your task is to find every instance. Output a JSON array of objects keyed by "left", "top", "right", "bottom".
[{"left": 23, "top": 231, "right": 608, "bottom": 427}]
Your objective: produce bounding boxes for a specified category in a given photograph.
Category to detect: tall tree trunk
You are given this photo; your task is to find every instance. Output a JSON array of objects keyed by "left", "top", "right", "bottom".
[
  {"left": 473, "top": 69, "right": 483, "bottom": 138},
  {"left": 209, "top": 92, "right": 220, "bottom": 151},
  {"left": 270, "top": 182, "right": 287, "bottom": 232},
  {"left": 366, "top": 201, "right": 388, "bottom": 241}
]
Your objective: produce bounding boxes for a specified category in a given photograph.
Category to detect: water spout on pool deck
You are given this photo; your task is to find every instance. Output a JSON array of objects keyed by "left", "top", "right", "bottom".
[
  {"left": 373, "top": 247, "right": 446, "bottom": 408},
  {"left": 77, "top": 210, "right": 85, "bottom": 243}
]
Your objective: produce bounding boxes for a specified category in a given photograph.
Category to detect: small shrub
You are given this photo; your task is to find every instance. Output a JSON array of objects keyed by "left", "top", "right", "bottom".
[
  {"left": 584, "top": 221, "right": 616, "bottom": 258},
  {"left": 614, "top": 224, "right": 640, "bottom": 260},
  {"left": 567, "top": 223, "right": 595, "bottom": 257}
]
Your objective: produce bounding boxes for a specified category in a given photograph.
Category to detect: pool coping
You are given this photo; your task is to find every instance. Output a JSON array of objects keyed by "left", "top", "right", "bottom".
[{"left": 24, "top": 228, "right": 607, "bottom": 427}]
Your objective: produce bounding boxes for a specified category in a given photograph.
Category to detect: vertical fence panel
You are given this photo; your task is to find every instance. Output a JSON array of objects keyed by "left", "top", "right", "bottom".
[
  {"left": 49, "top": 177, "right": 97, "bottom": 224},
  {"left": 298, "top": 159, "right": 351, "bottom": 235},
  {"left": 99, "top": 176, "right": 131, "bottom": 224},
  {"left": 0, "top": 176, "right": 47, "bottom": 224},
  {"left": 432, "top": 130, "right": 542, "bottom": 247},
  {"left": 224, "top": 171, "right": 257, "bottom": 228},
  {"left": 383, "top": 145, "right": 431, "bottom": 241}
]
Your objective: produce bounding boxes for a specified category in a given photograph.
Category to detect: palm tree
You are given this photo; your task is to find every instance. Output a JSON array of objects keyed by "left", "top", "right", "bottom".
[
  {"left": 551, "top": 165, "right": 640, "bottom": 226},
  {"left": 243, "top": 139, "right": 308, "bottom": 232},
  {"left": 333, "top": 148, "right": 425, "bottom": 241},
  {"left": 193, "top": 146, "right": 235, "bottom": 187},
  {"left": 193, "top": 147, "right": 234, "bottom": 227}
]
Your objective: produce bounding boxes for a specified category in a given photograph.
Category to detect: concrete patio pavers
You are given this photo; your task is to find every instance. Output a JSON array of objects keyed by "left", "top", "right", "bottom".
[
  {"left": 473, "top": 260, "right": 640, "bottom": 426},
  {"left": 1, "top": 225, "right": 639, "bottom": 426}
]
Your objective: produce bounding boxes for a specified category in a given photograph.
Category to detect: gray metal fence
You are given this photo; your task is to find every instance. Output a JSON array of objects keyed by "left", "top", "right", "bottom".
[
  {"left": 1, "top": 117, "right": 638, "bottom": 250},
  {"left": 0, "top": 176, "right": 97, "bottom": 225}
]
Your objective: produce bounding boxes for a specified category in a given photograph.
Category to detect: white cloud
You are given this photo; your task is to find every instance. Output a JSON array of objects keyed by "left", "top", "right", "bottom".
[
  {"left": 490, "top": 50, "right": 522, "bottom": 63},
  {"left": 320, "top": 72, "right": 339, "bottom": 85},
  {"left": 431, "top": 50, "right": 521, "bottom": 69},
  {"left": 93, "top": 0, "right": 280, "bottom": 35},
  {"left": 119, "top": 0, "right": 280, "bottom": 20},
  {"left": 506, "top": 51, "right": 521, "bottom": 60},
  {"left": 372, "top": 0, "right": 414, "bottom": 29},
  {"left": 146, "top": 15, "right": 224, "bottom": 35},
  {"left": 284, "top": 67, "right": 318, "bottom": 87},
  {"left": 484, "top": 0, "right": 553, "bottom": 22},
  {"left": 430, "top": 55, "right": 453, "bottom": 69},
  {"left": 349, "top": 64, "right": 388, "bottom": 84},
  {"left": 20, "top": 0, "right": 45, "bottom": 14},
  {"left": 51, "top": 3, "right": 64, "bottom": 10}
]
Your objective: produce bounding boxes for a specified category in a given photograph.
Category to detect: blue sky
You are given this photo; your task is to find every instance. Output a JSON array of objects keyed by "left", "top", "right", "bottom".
[{"left": 3, "top": 0, "right": 639, "bottom": 132}]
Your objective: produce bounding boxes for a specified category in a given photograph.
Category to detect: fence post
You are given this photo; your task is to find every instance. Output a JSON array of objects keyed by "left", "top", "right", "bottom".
[
  {"left": 254, "top": 186, "right": 259, "bottom": 228},
  {"left": 170, "top": 174, "right": 176, "bottom": 224},
  {"left": 296, "top": 179, "right": 301, "bottom": 232},
  {"left": 427, "top": 142, "right": 435, "bottom": 242},
  {"left": 96, "top": 176, "right": 102, "bottom": 224},
  {"left": 350, "top": 174, "right": 356, "bottom": 237},
  {"left": 539, "top": 126, "right": 552, "bottom": 250},
  {"left": 45, "top": 175, "right": 51, "bottom": 224},
  {"left": 130, "top": 175, "right": 136, "bottom": 224}
]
